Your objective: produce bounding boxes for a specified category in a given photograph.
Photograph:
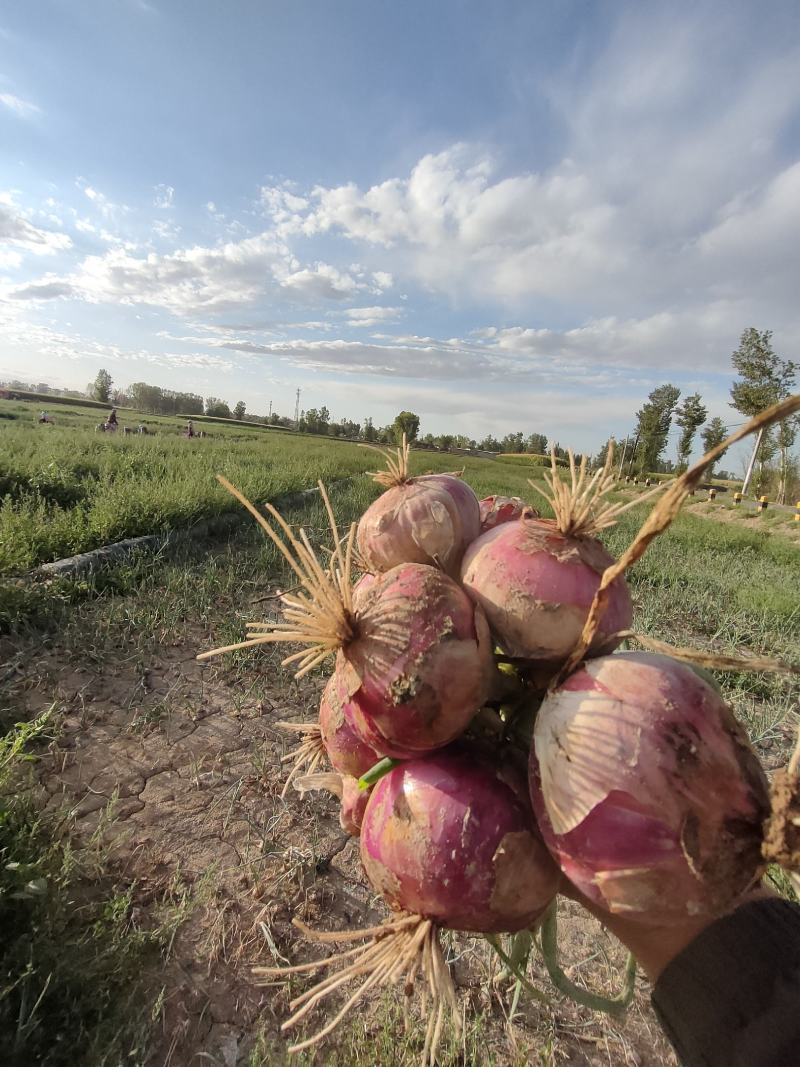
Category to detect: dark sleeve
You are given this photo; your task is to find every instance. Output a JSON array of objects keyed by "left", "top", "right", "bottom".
[{"left": 652, "top": 898, "right": 800, "bottom": 1067}]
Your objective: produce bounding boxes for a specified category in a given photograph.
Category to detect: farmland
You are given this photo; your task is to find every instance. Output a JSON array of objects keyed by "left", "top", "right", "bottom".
[{"left": 0, "top": 397, "right": 798, "bottom": 1065}]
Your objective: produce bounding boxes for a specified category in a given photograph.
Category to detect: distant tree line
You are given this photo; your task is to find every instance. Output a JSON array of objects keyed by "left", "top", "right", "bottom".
[
  {"left": 597, "top": 327, "right": 798, "bottom": 499},
  {"left": 7, "top": 325, "right": 797, "bottom": 499}
]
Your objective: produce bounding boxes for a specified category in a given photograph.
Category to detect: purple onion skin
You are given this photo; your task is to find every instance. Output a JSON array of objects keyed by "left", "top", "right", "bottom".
[
  {"left": 340, "top": 776, "right": 369, "bottom": 836},
  {"left": 343, "top": 563, "right": 494, "bottom": 757},
  {"left": 425, "top": 474, "right": 481, "bottom": 543},
  {"left": 320, "top": 672, "right": 384, "bottom": 777},
  {"left": 461, "top": 516, "right": 632, "bottom": 662},
  {"left": 531, "top": 652, "right": 770, "bottom": 923},
  {"left": 478, "top": 495, "right": 526, "bottom": 532},
  {"left": 361, "top": 749, "right": 558, "bottom": 933}
]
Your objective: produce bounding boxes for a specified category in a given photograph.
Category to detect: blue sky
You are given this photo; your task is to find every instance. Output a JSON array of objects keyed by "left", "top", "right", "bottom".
[{"left": 1, "top": 0, "right": 799, "bottom": 455}]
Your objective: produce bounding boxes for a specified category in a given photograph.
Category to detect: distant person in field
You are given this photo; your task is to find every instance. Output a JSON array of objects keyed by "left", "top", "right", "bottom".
[
  {"left": 185, "top": 420, "right": 195, "bottom": 438},
  {"left": 107, "top": 407, "right": 118, "bottom": 427}
]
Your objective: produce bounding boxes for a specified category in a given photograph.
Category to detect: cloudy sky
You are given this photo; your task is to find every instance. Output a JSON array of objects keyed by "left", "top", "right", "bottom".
[{"left": 1, "top": 1, "right": 799, "bottom": 453}]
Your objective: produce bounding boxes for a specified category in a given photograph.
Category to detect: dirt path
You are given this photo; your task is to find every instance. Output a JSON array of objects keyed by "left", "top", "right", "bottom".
[
  {"left": 0, "top": 518, "right": 678, "bottom": 1067},
  {"left": 5, "top": 619, "right": 675, "bottom": 1067}
]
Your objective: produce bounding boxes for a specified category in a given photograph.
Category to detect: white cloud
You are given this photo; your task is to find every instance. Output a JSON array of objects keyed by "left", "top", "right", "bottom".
[
  {"left": 0, "top": 204, "right": 72, "bottom": 255},
  {"left": 0, "top": 249, "right": 22, "bottom": 270},
  {"left": 153, "top": 184, "right": 174, "bottom": 209},
  {"left": 372, "top": 270, "right": 393, "bottom": 290},
  {"left": 216, "top": 336, "right": 496, "bottom": 379},
  {"left": 0, "top": 92, "right": 40, "bottom": 118},
  {"left": 7, "top": 277, "right": 76, "bottom": 300},
  {"left": 279, "top": 262, "right": 365, "bottom": 301},
  {"left": 344, "top": 305, "right": 402, "bottom": 328},
  {"left": 77, "top": 180, "right": 127, "bottom": 221},
  {"left": 152, "top": 218, "right": 181, "bottom": 240}
]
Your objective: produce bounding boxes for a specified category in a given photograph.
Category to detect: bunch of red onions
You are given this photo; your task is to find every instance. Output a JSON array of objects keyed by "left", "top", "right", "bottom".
[{"left": 204, "top": 442, "right": 775, "bottom": 1059}]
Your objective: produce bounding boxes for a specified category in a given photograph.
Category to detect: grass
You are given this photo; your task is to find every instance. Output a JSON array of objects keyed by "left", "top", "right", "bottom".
[
  {"left": 0, "top": 416, "right": 797, "bottom": 1064},
  {"left": 0, "top": 716, "right": 187, "bottom": 1066},
  {"left": 0, "top": 398, "right": 552, "bottom": 583}
]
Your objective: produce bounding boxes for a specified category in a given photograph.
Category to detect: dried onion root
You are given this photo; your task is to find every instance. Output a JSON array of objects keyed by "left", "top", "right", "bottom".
[
  {"left": 255, "top": 915, "right": 458, "bottom": 1066},
  {"left": 196, "top": 477, "right": 493, "bottom": 758},
  {"left": 274, "top": 721, "right": 326, "bottom": 799},
  {"left": 528, "top": 440, "right": 667, "bottom": 540}
]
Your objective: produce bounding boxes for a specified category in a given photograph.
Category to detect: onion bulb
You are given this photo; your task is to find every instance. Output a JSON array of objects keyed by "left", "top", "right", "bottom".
[
  {"left": 530, "top": 651, "right": 769, "bottom": 921},
  {"left": 361, "top": 748, "right": 559, "bottom": 932}
]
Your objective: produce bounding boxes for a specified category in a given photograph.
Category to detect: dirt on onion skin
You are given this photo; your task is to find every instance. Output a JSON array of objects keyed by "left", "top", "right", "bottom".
[{"left": 762, "top": 769, "right": 800, "bottom": 870}]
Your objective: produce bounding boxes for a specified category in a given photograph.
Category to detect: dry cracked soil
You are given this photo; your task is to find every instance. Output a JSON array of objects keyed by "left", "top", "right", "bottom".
[{"left": 8, "top": 612, "right": 676, "bottom": 1067}]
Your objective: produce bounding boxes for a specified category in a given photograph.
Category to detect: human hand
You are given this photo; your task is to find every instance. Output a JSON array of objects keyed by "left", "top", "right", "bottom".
[{"left": 558, "top": 875, "right": 774, "bottom": 982}]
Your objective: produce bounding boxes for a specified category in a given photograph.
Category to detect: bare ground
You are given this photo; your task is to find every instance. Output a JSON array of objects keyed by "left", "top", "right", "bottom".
[{"left": 4, "top": 601, "right": 677, "bottom": 1067}]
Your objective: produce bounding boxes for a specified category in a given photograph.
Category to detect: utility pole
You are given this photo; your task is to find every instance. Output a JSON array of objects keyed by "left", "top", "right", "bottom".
[
  {"left": 626, "top": 433, "right": 639, "bottom": 476},
  {"left": 741, "top": 428, "right": 763, "bottom": 497},
  {"left": 268, "top": 400, "right": 272, "bottom": 418},
  {"left": 617, "top": 436, "right": 629, "bottom": 477},
  {"left": 294, "top": 388, "right": 301, "bottom": 428}
]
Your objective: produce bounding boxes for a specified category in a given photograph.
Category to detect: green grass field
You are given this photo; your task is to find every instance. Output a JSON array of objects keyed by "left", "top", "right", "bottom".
[{"left": 0, "top": 396, "right": 797, "bottom": 1065}]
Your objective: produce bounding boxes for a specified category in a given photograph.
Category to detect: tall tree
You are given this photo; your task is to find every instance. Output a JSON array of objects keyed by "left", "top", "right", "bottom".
[
  {"left": 205, "top": 397, "right": 232, "bottom": 418},
  {"left": 700, "top": 417, "right": 728, "bottom": 477},
  {"left": 499, "top": 432, "right": 524, "bottom": 453},
  {"left": 730, "top": 328, "right": 783, "bottom": 415},
  {"left": 478, "top": 434, "right": 501, "bottom": 452},
  {"left": 232, "top": 400, "right": 246, "bottom": 420},
  {"left": 730, "top": 328, "right": 796, "bottom": 500},
  {"left": 92, "top": 368, "right": 113, "bottom": 404},
  {"left": 393, "top": 411, "right": 420, "bottom": 443},
  {"left": 674, "top": 393, "right": 708, "bottom": 471},
  {"left": 776, "top": 418, "right": 798, "bottom": 504},
  {"left": 525, "top": 432, "right": 549, "bottom": 456},
  {"left": 633, "top": 384, "right": 681, "bottom": 473}
]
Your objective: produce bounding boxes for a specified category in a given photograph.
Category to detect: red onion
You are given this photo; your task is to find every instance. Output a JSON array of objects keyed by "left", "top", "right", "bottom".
[
  {"left": 478, "top": 495, "right": 527, "bottom": 531},
  {"left": 319, "top": 671, "right": 384, "bottom": 777},
  {"left": 352, "top": 570, "right": 378, "bottom": 610},
  {"left": 200, "top": 485, "right": 492, "bottom": 757},
  {"left": 357, "top": 473, "right": 480, "bottom": 577},
  {"left": 530, "top": 651, "right": 769, "bottom": 921},
  {"left": 340, "top": 563, "right": 494, "bottom": 756},
  {"left": 361, "top": 748, "right": 559, "bottom": 933},
  {"left": 461, "top": 515, "right": 632, "bottom": 662}
]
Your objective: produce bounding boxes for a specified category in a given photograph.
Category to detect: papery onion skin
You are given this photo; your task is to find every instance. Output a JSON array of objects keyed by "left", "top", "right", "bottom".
[
  {"left": 342, "top": 563, "right": 495, "bottom": 757},
  {"left": 319, "top": 671, "right": 385, "bottom": 777},
  {"left": 361, "top": 749, "right": 559, "bottom": 932},
  {"left": 357, "top": 475, "right": 480, "bottom": 577},
  {"left": 352, "top": 571, "right": 378, "bottom": 611},
  {"left": 478, "top": 495, "right": 527, "bottom": 532},
  {"left": 428, "top": 473, "right": 481, "bottom": 538},
  {"left": 530, "top": 651, "right": 769, "bottom": 923},
  {"left": 340, "top": 775, "right": 369, "bottom": 836},
  {"left": 460, "top": 515, "right": 632, "bottom": 662}
]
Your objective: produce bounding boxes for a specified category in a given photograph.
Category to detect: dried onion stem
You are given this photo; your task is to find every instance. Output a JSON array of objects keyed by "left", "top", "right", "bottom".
[
  {"left": 617, "top": 631, "right": 800, "bottom": 677},
  {"left": 528, "top": 440, "right": 667, "bottom": 539},
  {"left": 554, "top": 393, "right": 800, "bottom": 688},
  {"left": 362, "top": 432, "right": 412, "bottom": 488}
]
